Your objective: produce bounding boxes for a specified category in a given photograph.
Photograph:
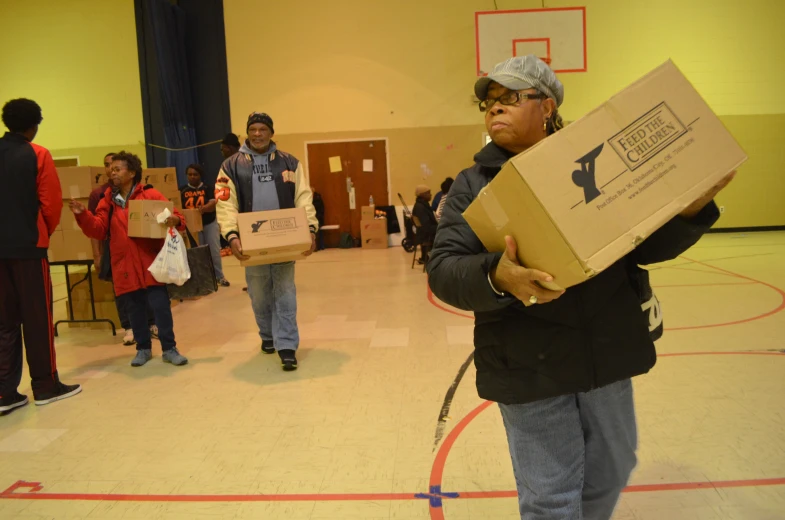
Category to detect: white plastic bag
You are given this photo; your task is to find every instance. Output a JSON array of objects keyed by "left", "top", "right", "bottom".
[{"left": 147, "top": 208, "right": 191, "bottom": 286}]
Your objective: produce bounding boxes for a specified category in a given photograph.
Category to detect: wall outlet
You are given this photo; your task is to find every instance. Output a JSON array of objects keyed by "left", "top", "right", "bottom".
[{"left": 719, "top": 206, "right": 726, "bottom": 214}]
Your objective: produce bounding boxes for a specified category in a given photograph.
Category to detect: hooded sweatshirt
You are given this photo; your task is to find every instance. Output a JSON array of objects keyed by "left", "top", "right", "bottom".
[{"left": 240, "top": 141, "right": 280, "bottom": 212}]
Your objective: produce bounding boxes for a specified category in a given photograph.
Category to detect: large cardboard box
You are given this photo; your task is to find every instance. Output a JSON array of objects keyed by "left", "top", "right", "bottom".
[
  {"left": 182, "top": 208, "right": 203, "bottom": 233},
  {"left": 57, "top": 167, "right": 102, "bottom": 199},
  {"left": 56, "top": 198, "right": 88, "bottom": 232},
  {"left": 143, "top": 167, "right": 180, "bottom": 198},
  {"left": 67, "top": 270, "right": 115, "bottom": 302},
  {"left": 361, "top": 218, "right": 388, "bottom": 249},
  {"left": 48, "top": 229, "right": 92, "bottom": 262},
  {"left": 237, "top": 207, "right": 312, "bottom": 266},
  {"left": 128, "top": 200, "right": 173, "bottom": 239},
  {"left": 47, "top": 230, "right": 65, "bottom": 262},
  {"left": 91, "top": 171, "right": 110, "bottom": 190},
  {"left": 65, "top": 300, "right": 120, "bottom": 329},
  {"left": 464, "top": 60, "right": 747, "bottom": 290}
]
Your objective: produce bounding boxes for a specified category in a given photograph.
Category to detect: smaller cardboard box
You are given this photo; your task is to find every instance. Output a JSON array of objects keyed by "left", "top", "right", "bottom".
[
  {"left": 361, "top": 205, "right": 376, "bottom": 220},
  {"left": 361, "top": 218, "right": 388, "bottom": 249},
  {"left": 182, "top": 208, "right": 203, "bottom": 233},
  {"left": 128, "top": 200, "right": 173, "bottom": 239},
  {"left": 237, "top": 207, "right": 312, "bottom": 266},
  {"left": 57, "top": 167, "right": 102, "bottom": 199}
]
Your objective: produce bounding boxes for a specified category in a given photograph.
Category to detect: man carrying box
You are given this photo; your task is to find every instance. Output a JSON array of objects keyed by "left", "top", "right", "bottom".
[
  {"left": 0, "top": 98, "right": 82, "bottom": 414},
  {"left": 427, "top": 56, "right": 735, "bottom": 520},
  {"left": 215, "top": 112, "right": 317, "bottom": 371}
]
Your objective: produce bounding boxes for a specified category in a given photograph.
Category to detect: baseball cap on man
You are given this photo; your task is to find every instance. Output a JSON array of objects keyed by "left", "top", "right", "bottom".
[
  {"left": 415, "top": 185, "right": 430, "bottom": 196},
  {"left": 474, "top": 55, "right": 564, "bottom": 107}
]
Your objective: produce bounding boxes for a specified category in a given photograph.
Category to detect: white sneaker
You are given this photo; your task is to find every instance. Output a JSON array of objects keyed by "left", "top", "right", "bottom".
[
  {"left": 150, "top": 325, "right": 159, "bottom": 339},
  {"left": 122, "top": 329, "right": 136, "bottom": 346}
]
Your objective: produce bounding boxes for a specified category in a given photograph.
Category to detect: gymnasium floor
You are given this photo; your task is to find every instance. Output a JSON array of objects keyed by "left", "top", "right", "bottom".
[{"left": 1, "top": 231, "right": 783, "bottom": 519}]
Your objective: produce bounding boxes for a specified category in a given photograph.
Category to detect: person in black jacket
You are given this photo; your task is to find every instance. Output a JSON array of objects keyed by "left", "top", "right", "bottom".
[
  {"left": 427, "top": 56, "right": 735, "bottom": 520},
  {"left": 0, "top": 99, "right": 82, "bottom": 414},
  {"left": 412, "top": 185, "right": 437, "bottom": 264}
]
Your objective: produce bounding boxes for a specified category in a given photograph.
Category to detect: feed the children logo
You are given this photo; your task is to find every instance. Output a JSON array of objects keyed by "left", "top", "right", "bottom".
[{"left": 608, "top": 103, "right": 687, "bottom": 171}]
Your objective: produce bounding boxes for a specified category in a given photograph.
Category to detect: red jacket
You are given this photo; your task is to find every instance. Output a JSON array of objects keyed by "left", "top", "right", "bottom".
[
  {"left": 75, "top": 184, "right": 186, "bottom": 296},
  {"left": 0, "top": 132, "right": 62, "bottom": 259}
]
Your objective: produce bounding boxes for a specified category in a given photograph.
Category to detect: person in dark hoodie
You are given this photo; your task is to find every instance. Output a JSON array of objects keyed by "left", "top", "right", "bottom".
[
  {"left": 0, "top": 98, "right": 82, "bottom": 414},
  {"left": 215, "top": 112, "right": 318, "bottom": 371},
  {"left": 427, "top": 56, "right": 735, "bottom": 520},
  {"left": 220, "top": 133, "right": 241, "bottom": 159}
]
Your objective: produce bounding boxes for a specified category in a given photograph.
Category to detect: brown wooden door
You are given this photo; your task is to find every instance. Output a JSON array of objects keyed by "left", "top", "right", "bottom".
[{"left": 306, "top": 140, "right": 389, "bottom": 247}]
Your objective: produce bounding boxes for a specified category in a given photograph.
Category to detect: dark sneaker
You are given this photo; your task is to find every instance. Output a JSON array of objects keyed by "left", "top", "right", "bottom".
[
  {"left": 0, "top": 392, "right": 29, "bottom": 414},
  {"left": 162, "top": 348, "right": 188, "bottom": 366},
  {"left": 261, "top": 340, "right": 276, "bottom": 355},
  {"left": 279, "top": 349, "right": 298, "bottom": 371},
  {"left": 34, "top": 383, "right": 82, "bottom": 406},
  {"left": 131, "top": 349, "right": 153, "bottom": 367},
  {"left": 219, "top": 279, "right": 230, "bottom": 287}
]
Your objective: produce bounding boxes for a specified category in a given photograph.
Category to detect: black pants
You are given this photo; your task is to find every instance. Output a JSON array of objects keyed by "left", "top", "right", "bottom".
[
  {"left": 0, "top": 258, "right": 59, "bottom": 397},
  {"left": 113, "top": 287, "right": 155, "bottom": 330},
  {"left": 117, "top": 286, "right": 175, "bottom": 352}
]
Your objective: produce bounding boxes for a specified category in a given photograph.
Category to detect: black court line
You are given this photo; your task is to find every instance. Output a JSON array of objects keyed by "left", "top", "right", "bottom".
[{"left": 433, "top": 351, "right": 475, "bottom": 452}]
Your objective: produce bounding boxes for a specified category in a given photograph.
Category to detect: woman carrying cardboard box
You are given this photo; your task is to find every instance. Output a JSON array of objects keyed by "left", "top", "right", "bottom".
[
  {"left": 70, "top": 152, "right": 189, "bottom": 368},
  {"left": 427, "top": 56, "right": 735, "bottom": 520}
]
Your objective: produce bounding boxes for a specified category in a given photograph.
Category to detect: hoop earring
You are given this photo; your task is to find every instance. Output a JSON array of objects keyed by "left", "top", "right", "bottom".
[{"left": 543, "top": 121, "right": 548, "bottom": 132}]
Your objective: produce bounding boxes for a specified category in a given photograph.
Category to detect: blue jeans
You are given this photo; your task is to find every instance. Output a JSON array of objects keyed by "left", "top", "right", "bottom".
[
  {"left": 498, "top": 379, "right": 637, "bottom": 520},
  {"left": 118, "top": 286, "right": 176, "bottom": 352},
  {"left": 245, "top": 262, "right": 298, "bottom": 350},
  {"left": 197, "top": 220, "right": 225, "bottom": 281}
]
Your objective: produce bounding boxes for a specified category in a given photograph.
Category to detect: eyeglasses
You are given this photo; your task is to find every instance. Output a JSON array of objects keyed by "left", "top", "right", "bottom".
[{"left": 479, "top": 91, "right": 546, "bottom": 112}]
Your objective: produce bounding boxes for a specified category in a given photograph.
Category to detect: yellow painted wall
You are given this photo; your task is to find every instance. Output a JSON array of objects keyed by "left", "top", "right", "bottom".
[
  {"left": 0, "top": 0, "right": 146, "bottom": 165},
  {"left": 225, "top": 0, "right": 785, "bottom": 228}
]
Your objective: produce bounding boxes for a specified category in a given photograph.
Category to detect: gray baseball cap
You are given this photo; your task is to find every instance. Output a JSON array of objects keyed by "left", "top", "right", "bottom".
[{"left": 474, "top": 55, "right": 564, "bottom": 107}]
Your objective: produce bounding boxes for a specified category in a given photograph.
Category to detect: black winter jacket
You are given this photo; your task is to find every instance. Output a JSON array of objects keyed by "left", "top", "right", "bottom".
[{"left": 427, "top": 142, "right": 719, "bottom": 405}]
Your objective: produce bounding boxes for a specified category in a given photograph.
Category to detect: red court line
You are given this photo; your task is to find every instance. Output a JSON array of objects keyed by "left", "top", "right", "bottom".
[
  {"left": 667, "top": 256, "right": 785, "bottom": 331},
  {"left": 0, "top": 487, "right": 415, "bottom": 502},
  {"left": 427, "top": 351, "right": 785, "bottom": 519},
  {"left": 457, "top": 478, "right": 785, "bottom": 499}
]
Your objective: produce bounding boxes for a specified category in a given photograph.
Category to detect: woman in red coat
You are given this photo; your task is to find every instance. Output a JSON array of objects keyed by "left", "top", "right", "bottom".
[{"left": 70, "top": 151, "right": 188, "bottom": 368}]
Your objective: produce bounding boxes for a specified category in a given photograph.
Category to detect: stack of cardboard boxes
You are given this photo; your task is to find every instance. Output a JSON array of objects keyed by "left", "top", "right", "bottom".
[
  {"left": 144, "top": 167, "right": 181, "bottom": 209},
  {"left": 49, "top": 166, "right": 103, "bottom": 262},
  {"left": 63, "top": 270, "right": 120, "bottom": 329},
  {"left": 360, "top": 205, "right": 388, "bottom": 249}
]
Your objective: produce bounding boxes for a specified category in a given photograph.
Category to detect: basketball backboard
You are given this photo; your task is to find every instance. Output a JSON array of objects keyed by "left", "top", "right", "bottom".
[{"left": 475, "top": 7, "right": 587, "bottom": 76}]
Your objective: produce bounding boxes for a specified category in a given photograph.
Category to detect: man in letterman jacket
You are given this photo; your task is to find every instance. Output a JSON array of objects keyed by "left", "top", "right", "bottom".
[{"left": 215, "top": 112, "right": 318, "bottom": 372}]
